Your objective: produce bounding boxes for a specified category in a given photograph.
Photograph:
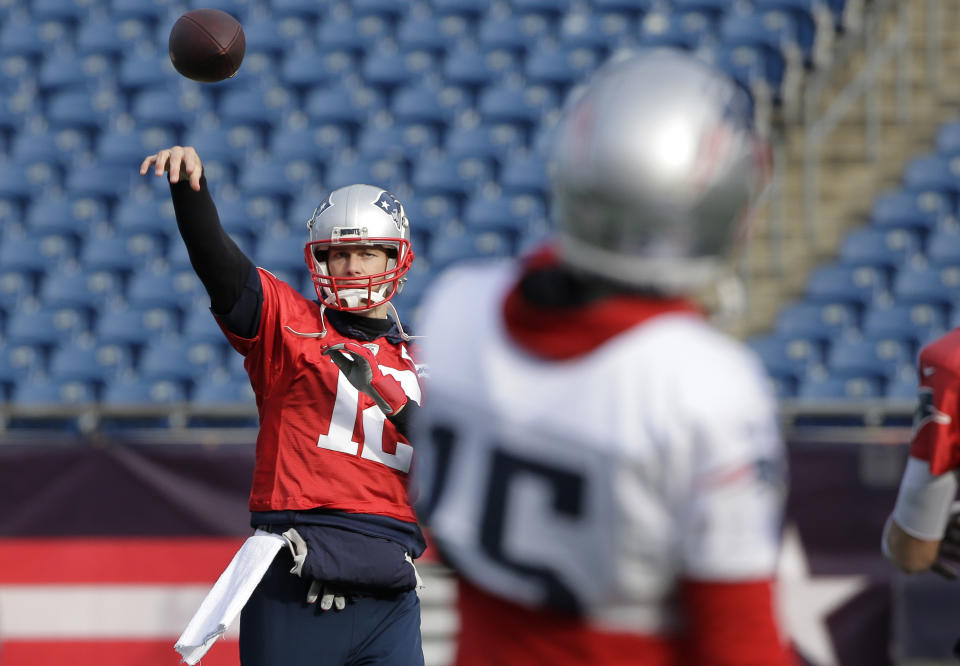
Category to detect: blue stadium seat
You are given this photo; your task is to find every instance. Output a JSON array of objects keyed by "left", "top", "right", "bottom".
[
  {"left": 237, "top": 156, "right": 320, "bottom": 199},
  {"left": 268, "top": 123, "right": 351, "bottom": 163},
  {"left": 49, "top": 340, "right": 132, "bottom": 385},
  {"left": 181, "top": 308, "right": 227, "bottom": 345},
  {"left": 184, "top": 124, "right": 261, "bottom": 165},
  {"left": 352, "top": 0, "right": 408, "bottom": 19},
  {"left": 672, "top": 0, "right": 737, "bottom": 22},
  {"left": 356, "top": 120, "right": 439, "bottom": 164},
  {"left": 753, "top": 0, "right": 822, "bottom": 65},
  {"left": 936, "top": 120, "right": 960, "bottom": 157},
  {"left": 138, "top": 338, "right": 223, "bottom": 383},
  {"left": 885, "top": 364, "right": 918, "bottom": 400},
  {"left": 775, "top": 301, "right": 858, "bottom": 341},
  {"left": 870, "top": 189, "right": 949, "bottom": 232},
  {"left": 512, "top": 0, "right": 571, "bottom": 16},
  {"left": 892, "top": 265, "right": 960, "bottom": 308},
  {"left": 0, "top": 17, "right": 69, "bottom": 57},
  {"left": 749, "top": 332, "right": 824, "bottom": 379},
  {"left": 304, "top": 83, "right": 385, "bottom": 127},
  {"left": 214, "top": 192, "right": 284, "bottom": 237},
  {"left": 391, "top": 81, "right": 470, "bottom": 127},
  {"left": 76, "top": 17, "right": 150, "bottom": 57},
  {"left": 411, "top": 153, "right": 494, "bottom": 198},
  {"left": 0, "top": 55, "right": 35, "bottom": 94},
  {"left": 0, "top": 233, "right": 76, "bottom": 276},
  {"left": 101, "top": 376, "right": 187, "bottom": 407},
  {"left": 797, "top": 374, "right": 884, "bottom": 401},
  {"left": 126, "top": 266, "right": 204, "bottom": 311},
  {"left": 96, "top": 126, "right": 179, "bottom": 167},
  {"left": 477, "top": 13, "right": 551, "bottom": 52},
  {"left": 639, "top": 11, "right": 714, "bottom": 50},
  {"left": 478, "top": 82, "right": 559, "bottom": 126},
  {"left": 592, "top": 0, "right": 656, "bottom": 15},
  {"left": 218, "top": 85, "right": 296, "bottom": 129},
  {"left": 253, "top": 233, "right": 308, "bottom": 275},
  {"left": 0, "top": 160, "right": 60, "bottom": 201},
  {"left": 323, "top": 153, "right": 405, "bottom": 192},
  {"left": 6, "top": 305, "right": 88, "bottom": 347},
  {"left": 118, "top": 54, "right": 180, "bottom": 92},
  {"left": 33, "top": 0, "right": 102, "bottom": 22},
  {"left": 25, "top": 196, "right": 106, "bottom": 237},
  {"left": 244, "top": 16, "right": 308, "bottom": 55},
  {"left": 271, "top": 0, "right": 327, "bottom": 19},
  {"left": 316, "top": 13, "right": 389, "bottom": 53},
  {"left": 279, "top": 50, "right": 344, "bottom": 91},
  {"left": 902, "top": 154, "right": 960, "bottom": 203},
  {"left": 112, "top": 195, "right": 177, "bottom": 236},
  {"left": 397, "top": 13, "right": 470, "bottom": 52},
  {"left": 0, "top": 89, "right": 38, "bottom": 135},
  {"left": 37, "top": 54, "right": 114, "bottom": 94},
  {"left": 66, "top": 163, "right": 137, "bottom": 201},
  {"left": 805, "top": 263, "right": 887, "bottom": 306},
  {"left": 362, "top": 45, "right": 436, "bottom": 90},
  {"left": 720, "top": 11, "right": 798, "bottom": 98},
  {"left": 445, "top": 122, "right": 524, "bottom": 161},
  {"left": 525, "top": 44, "right": 601, "bottom": 88},
  {"left": 0, "top": 269, "right": 34, "bottom": 313},
  {"left": 94, "top": 304, "right": 178, "bottom": 348},
  {"left": 131, "top": 87, "right": 212, "bottom": 131},
  {"left": 432, "top": 0, "right": 488, "bottom": 19},
  {"left": 925, "top": 226, "right": 960, "bottom": 265},
  {"left": 38, "top": 267, "right": 123, "bottom": 311},
  {"left": 826, "top": 337, "right": 910, "bottom": 380},
  {"left": 403, "top": 194, "right": 459, "bottom": 235},
  {"left": 443, "top": 46, "right": 519, "bottom": 90},
  {"left": 838, "top": 227, "right": 920, "bottom": 270},
  {"left": 499, "top": 152, "right": 550, "bottom": 196},
  {"left": 111, "top": 0, "right": 173, "bottom": 23},
  {"left": 0, "top": 344, "right": 43, "bottom": 393},
  {"left": 862, "top": 303, "right": 947, "bottom": 346},
  {"left": 462, "top": 190, "right": 546, "bottom": 236},
  {"left": 11, "top": 127, "right": 89, "bottom": 167},
  {"left": 559, "top": 11, "right": 634, "bottom": 52},
  {"left": 79, "top": 230, "right": 164, "bottom": 273},
  {"left": 191, "top": 371, "right": 256, "bottom": 408},
  {"left": 12, "top": 377, "right": 96, "bottom": 407},
  {"left": 429, "top": 229, "right": 514, "bottom": 271}
]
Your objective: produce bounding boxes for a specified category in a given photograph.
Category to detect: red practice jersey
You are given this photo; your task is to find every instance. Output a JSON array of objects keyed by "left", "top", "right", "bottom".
[
  {"left": 909, "top": 328, "right": 960, "bottom": 475},
  {"left": 219, "top": 268, "right": 423, "bottom": 522}
]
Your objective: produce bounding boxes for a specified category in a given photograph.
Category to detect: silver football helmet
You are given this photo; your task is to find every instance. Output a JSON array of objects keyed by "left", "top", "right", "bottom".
[
  {"left": 550, "top": 49, "right": 770, "bottom": 294},
  {"left": 304, "top": 183, "right": 414, "bottom": 312}
]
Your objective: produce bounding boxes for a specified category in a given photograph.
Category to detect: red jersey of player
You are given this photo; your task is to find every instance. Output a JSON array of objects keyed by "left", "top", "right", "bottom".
[{"left": 884, "top": 328, "right": 960, "bottom": 575}]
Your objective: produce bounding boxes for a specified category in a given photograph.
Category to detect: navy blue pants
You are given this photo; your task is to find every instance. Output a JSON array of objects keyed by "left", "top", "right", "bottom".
[{"left": 239, "top": 548, "right": 424, "bottom": 666}]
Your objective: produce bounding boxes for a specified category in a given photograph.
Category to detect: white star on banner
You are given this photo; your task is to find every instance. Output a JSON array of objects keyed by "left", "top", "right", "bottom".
[{"left": 777, "top": 524, "right": 869, "bottom": 666}]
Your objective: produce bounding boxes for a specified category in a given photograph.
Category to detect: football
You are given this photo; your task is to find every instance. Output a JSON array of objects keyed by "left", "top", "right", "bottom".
[{"left": 168, "top": 9, "right": 245, "bottom": 83}]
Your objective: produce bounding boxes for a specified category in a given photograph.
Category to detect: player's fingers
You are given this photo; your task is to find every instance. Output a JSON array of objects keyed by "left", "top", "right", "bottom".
[
  {"left": 334, "top": 595, "right": 345, "bottom": 611},
  {"left": 306, "top": 580, "right": 321, "bottom": 604},
  {"left": 153, "top": 150, "right": 170, "bottom": 176},
  {"left": 320, "top": 592, "right": 334, "bottom": 611},
  {"left": 183, "top": 151, "right": 203, "bottom": 191},
  {"left": 168, "top": 147, "right": 185, "bottom": 184},
  {"left": 139, "top": 154, "right": 157, "bottom": 175}
]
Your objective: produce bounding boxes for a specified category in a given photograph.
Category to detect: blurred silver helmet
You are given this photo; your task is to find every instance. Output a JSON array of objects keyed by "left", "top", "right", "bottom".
[
  {"left": 304, "top": 183, "right": 414, "bottom": 312},
  {"left": 550, "top": 49, "right": 770, "bottom": 294}
]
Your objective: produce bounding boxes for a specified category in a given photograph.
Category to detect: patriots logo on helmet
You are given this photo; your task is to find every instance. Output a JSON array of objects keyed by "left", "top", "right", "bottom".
[
  {"left": 374, "top": 191, "right": 403, "bottom": 231},
  {"left": 313, "top": 197, "right": 332, "bottom": 219}
]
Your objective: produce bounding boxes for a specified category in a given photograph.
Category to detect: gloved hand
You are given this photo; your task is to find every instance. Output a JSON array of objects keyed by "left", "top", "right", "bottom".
[
  {"left": 933, "top": 502, "right": 960, "bottom": 580},
  {"left": 307, "top": 580, "right": 347, "bottom": 611},
  {"left": 322, "top": 341, "right": 408, "bottom": 416}
]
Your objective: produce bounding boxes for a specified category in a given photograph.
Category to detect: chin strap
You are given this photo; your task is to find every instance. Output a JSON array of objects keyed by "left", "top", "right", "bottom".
[
  {"left": 386, "top": 301, "right": 421, "bottom": 342},
  {"left": 284, "top": 303, "right": 329, "bottom": 339}
]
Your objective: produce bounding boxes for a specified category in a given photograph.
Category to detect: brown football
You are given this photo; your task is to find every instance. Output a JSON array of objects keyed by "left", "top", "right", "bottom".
[{"left": 168, "top": 9, "right": 245, "bottom": 83}]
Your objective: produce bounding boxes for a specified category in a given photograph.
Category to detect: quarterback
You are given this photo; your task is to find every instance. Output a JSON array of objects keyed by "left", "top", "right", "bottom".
[
  {"left": 140, "top": 148, "right": 426, "bottom": 666},
  {"left": 413, "top": 51, "right": 795, "bottom": 665}
]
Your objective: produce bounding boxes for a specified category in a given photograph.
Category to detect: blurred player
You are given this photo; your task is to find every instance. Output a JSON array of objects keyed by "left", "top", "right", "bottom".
[
  {"left": 413, "top": 50, "right": 794, "bottom": 665},
  {"left": 139, "top": 149, "right": 426, "bottom": 666},
  {"left": 883, "top": 329, "right": 960, "bottom": 578}
]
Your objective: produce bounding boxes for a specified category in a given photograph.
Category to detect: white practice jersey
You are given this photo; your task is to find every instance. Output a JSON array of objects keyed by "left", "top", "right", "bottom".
[{"left": 413, "top": 261, "right": 786, "bottom": 636}]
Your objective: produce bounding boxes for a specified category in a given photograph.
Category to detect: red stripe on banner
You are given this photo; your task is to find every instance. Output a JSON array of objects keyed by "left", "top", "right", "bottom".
[
  {"left": 0, "top": 538, "right": 245, "bottom": 584},
  {"left": 0, "top": 640, "right": 240, "bottom": 666}
]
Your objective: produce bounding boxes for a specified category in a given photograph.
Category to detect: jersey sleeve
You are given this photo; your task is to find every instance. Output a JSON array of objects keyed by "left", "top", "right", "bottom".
[
  {"left": 908, "top": 354, "right": 960, "bottom": 476},
  {"left": 677, "top": 349, "right": 787, "bottom": 581}
]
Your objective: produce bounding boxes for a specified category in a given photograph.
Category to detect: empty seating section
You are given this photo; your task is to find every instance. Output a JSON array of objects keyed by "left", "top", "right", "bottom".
[{"left": 0, "top": 0, "right": 856, "bottom": 412}]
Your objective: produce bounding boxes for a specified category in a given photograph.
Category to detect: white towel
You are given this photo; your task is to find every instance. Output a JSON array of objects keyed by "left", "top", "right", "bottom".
[{"left": 174, "top": 529, "right": 286, "bottom": 665}]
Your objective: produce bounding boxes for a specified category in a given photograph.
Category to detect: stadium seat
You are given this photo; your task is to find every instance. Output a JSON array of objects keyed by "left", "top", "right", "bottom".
[
  {"left": 720, "top": 11, "right": 799, "bottom": 100},
  {"left": 805, "top": 263, "right": 888, "bottom": 306},
  {"left": 445, "top": 122, "right": 524, "bottom": 161},
  {"left": 925, "top": 226, "right": 960, "bottom": 265},
  {"left": 131, "top": 87, "right": 212, "bottom": 131},
  {"left": 96, "top": 126, "right": 179, "bottom": 168},
  {"left": 269, "top": 123, "right": 351, "bottom": 165},
  {"left": 5, "top": 305, "right": 88, "bottom": 347},
  {"left": 885, "top": 364, "right": 918, "bottom": 400},
  {"left": 870, "top": 189, "right": 949, "bottom": 232},
  {"left": 443, "top": 46, "right": 519, "bottom": 90},
  {"left": 0, "top": 233, "right": 76, "bottom": 276},
  {"left": 49, "top": 340, "right": 132, "bottom": 385},
  {"left": 12, "top": 377, "right": 97, "bottom": 407},
  {"left": 512, "top": 0, "right": 571, "bottom": 16},
  {"left": 902, "top": 154, "right": 960, "bottom": 203},
  {"left": 323, "top": 153, "right": 405, "bottom": 192},
  {"left": 66, "top": 163, "right": 138, "bottom": 201},
  {"left": 862, "top": 303, "right": 947, "bottom": 346},
  {"left": 403, "top": 194, "right": 460, "bottom": 235},
  {"left": 397, "top": 13, "right": 470, "bottom": 52},
  {"left": 38, "top": 267, "right": 123, "bottom": 311},
  {"left": 478, "top": 82, "right": 559, "bottom": 126},
  {"left": 111, "top": 0, "right": 173, "bottom": 23},
  {"left": 11, "top": 127, "right": 89, "bottom": 167},
  {"left": 462, "top": 190, "right": 546, "bottom": 236},
  {"left": 0, "top": 160, "right": 60, "bottom": 201},
  {"left": 126, "top": 266, "right": 205, "bottom": 312},
  {"left": 499, "top": 152, "right": 550, "bottom": 196},
  {"left": 749, "top": 332, "right": 824, "bottom": 379},
  {"left": 0, "top": 89, "right": 38, "bottom": 136},
  {"left": 270, "top": 0, "right": 326, "bottom": 20},
  {"left": 592, "top": 0, "right": 657, "bottom": 15},
  {"left": 37, "top": 53, "right": 114, "bottom": 94},
  {"left": 411, "top": 153, "right": 494, "bottom": 198},
  {"left": 214, "top": 192, "right": 285, "bottom": 237},
  {"left": 477, "top": 12, "right": 552, "bottom": 52},
  {"left": 559, "top": 11, "right": 634, "bottom": 52},
  {"left": 429, "top": 229, "right": 514, "bottom": 271},
  {"left": 118, "top": 54, "right": 180, "bottom": 92},
  {"left": 25, "top": 195, "right": 107, "bottom": 237},
  {"left": 279, "top": 50, "right": 347, "bottom": 91},
  {"left": 94, "top": 304, "right": 178, "bottom": 348},
  {"left": 0, "top": 17, "right": 69, "bottom": 57},
  {"left": 79, "top": 230, "right": 163, "bottom": 273},
  {"left": 892, "top": 265, "right": 960, "bottom": 308},
  {"left": 391, "top": 81, "right": 470, "bottom": 127},
  {"left": 237, "top": 156, "right": 320, "bottom": 199},
  {"left": 753, "top": 0, "right": 825, "bottom": 65},
  {"left": 0, "top": 269, "right": 34, "bottom": 313},
  {"left": 362, "top": 45, "right": 436, "bottom": 90},
  {"left": 525, "top": 44, "right": 601, "bottom": 88},
  {"left": 316, "top": 13, "right": 389, "bottom": 53},
  {"left": 218, "top": 85, "right": 296, "bottom": 129},
  {"left": 138, "top": 338, "right": 223, "bottom": 383},
  {"left": 639, "top": 11, "right": 714, "bottom": 50},
  {"left": 0, "top": 344, "right": 44, "bottom": 393},
  {"left": 432, "top": 0, "right": 488, "bottom": 19},
  {"left": 253, "top": 233, "right": 308, "bottom": 275},
  {"left": 182, "top": 308, "right": 227, "bottom": 345},
  {"left": 826, "top": 337, "right": 910, "bottom": 380},
  {"left": 304, "top": 83, "right": 385, "bottom": 127},
  {"left": 112, "top": 195, "right": 178, "bottom": 236},
  {"left": 244, "top": 16, "right": 308, "bottom": 55},
  {"left": 797, "top": 374, "right": 884, "bottom": 401},
  {"left": 76, "top": 17, "right": 150, "bottom": 57},
  {"left": 936, "top": 120, "right": 960, "bottom": 157},
  {"left": 101, "top": 376, "right": 187, "bottom": 407},
  {"left": 191, "top": 369, "right": 256, "bottom": 408},
  {"left": 838, "top": 227, "right": 920, "bottom": 270},
  {"left": 774, "top": 301, "right": 858, "bottom": 342},
  {"left": 357, "top": 120, "right": 440, "bottom": 163}
]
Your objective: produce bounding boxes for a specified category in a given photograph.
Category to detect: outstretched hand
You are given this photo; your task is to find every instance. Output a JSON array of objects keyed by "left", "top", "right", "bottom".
[{"left": 139, "top": 145, "right": 204, "bottom": 191}]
